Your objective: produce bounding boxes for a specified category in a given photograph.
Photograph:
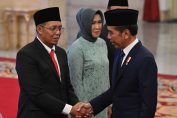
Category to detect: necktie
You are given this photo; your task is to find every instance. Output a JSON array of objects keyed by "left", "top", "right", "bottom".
[
  {"left": 50, "top": 50, "right": 60, "bottom": 77},
  {"left": 119, "top": 50, "right": 125, "bottom": 68},
  {"left": 112, "top": 49, "right": 125, "bottom": 81}
]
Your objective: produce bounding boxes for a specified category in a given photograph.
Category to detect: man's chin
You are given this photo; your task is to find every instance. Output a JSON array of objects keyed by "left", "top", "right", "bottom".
[
  {"left": 52, "top": 41, "right": 58, "bottom": 46},
  {"left": 111, "top": 43, "right": 117, "bottom": 48},
  {"left": 113, "top": 45, "right": 121, "bottom": 49},
  {"left": 53, "top": 39, "right": 59, "bottom": 43}
]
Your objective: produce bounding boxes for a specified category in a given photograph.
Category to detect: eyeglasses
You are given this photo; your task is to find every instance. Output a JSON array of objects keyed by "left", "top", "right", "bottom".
[{"left": 40, "top": 25, "right": 64, "bottom": 33}]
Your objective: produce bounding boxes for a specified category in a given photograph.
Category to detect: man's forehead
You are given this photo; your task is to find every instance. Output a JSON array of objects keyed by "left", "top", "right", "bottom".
[
  {"left": 107, "top": 26, "right": 116, "bottom": 30},
  {"left": 110, "top": 6, "right": 128, "bottom": 10}
]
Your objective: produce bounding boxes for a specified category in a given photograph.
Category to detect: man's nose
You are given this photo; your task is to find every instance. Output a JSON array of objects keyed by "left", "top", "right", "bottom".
[{"left": 55, "top": 29, "right": 61, "bottom": 34}]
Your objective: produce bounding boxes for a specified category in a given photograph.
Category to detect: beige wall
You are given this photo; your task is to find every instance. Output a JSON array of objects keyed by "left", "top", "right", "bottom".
[
  {"left": 169, "top": 0, "right": 177, "bottom": 19},
  {"left": 0, "top": 0, "right": 67, "bottom": 50},
  {"left": 129, "top": 0, "right": 144, "bottom": 21},
  {"left": 159, "top": 0, "right": 177, "bottom": 21},
  {"left": 48, "top": 0, "right": 67, "bottom": 49},
  {"left": 1, "top": 0, "right": 176, "bottom": 50},
  {"left": 0, "top": 0, "right": 13, "bottom": 49}
]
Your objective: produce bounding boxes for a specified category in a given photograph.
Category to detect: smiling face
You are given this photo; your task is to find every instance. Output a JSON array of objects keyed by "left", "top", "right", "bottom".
[
  {"left": 91, "top": 14, "right": 103, "bottom": 38},
  {"left": 37, "top": 21, "right": 62, "bottom": 48}
]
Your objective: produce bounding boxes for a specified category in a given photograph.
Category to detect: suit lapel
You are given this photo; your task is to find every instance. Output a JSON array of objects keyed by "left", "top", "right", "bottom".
[
  {"left": 112, "top": 41, "right": 142, "bottom": 89},
  {"left": 33, "top": 38, "right": 60, "bottom": 81}
]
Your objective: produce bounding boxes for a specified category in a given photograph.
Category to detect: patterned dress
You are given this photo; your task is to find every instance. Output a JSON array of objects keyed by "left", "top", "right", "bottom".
[{"left": 67, "top": 37, "right": 109, "bottom": 118}]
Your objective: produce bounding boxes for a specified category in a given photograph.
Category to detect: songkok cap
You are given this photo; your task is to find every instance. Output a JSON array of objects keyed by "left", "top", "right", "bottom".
[
  {"left": 33, "top": 7, "right": 61, "bottom": 26},
  {"left": 107, "top": 0, "right": 128, "bottom": 7},
  {"left": 104, "top": 9, "right": 138, "bottom": 26}
]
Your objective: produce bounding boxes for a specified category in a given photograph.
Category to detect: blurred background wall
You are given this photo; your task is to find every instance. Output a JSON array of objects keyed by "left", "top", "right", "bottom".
[
  {"left": 0, "top": 0, "right": 67, "bottom": 49},
  {"left": 0, "top": 0, "right": 176, "bottom": 50}
]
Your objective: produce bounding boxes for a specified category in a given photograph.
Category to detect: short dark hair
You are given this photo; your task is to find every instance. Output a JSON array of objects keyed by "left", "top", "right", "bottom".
[{"left": 115, "top": 25, "right": 138, "bottom": 36}]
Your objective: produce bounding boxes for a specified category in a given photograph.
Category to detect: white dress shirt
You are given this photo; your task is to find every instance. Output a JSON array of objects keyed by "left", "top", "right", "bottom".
[{"left": 122, "top": 38, "right": 139, "bottom": 65}]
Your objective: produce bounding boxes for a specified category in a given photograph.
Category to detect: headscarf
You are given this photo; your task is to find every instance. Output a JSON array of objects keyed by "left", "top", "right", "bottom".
[{"left": 76, "top": 8, "right": 104, "bottom": 42}]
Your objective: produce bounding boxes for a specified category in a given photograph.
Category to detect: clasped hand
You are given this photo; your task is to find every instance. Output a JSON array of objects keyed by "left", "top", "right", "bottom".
[{"left": 70, "top": 102, "right": 93, "bottom": 118}]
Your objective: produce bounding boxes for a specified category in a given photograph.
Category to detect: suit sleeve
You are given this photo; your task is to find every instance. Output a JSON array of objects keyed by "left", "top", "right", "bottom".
[
  {"left": 138, "top": 56, "right": 158, "bottom": 118},
  {"left": 89, "top": 88, "right": 112, "bottom": 115},
  {"left": 67, "top": 45, "right": 84, "bottom": 100},
  {"left": 16, "top": 50, "right": 66, "bottom": 115}
]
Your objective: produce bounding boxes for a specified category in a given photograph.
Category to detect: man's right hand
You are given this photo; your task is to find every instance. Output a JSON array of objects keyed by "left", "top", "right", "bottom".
[{"left": 70, "top": 102, "right": 93, "bottom": 118}]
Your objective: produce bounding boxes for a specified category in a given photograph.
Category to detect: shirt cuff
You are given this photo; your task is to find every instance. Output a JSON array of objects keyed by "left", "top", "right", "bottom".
[{"left": 62, "top": 104, "right": 72, "bottom": 115}]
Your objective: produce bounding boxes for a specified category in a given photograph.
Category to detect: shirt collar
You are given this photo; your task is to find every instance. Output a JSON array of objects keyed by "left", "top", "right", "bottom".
[
  {"left": 123, "top": 38, "right": 139, "bottom": 57},
  {"left": 36, "top": 35, "right": 55, "bottom": 53}
]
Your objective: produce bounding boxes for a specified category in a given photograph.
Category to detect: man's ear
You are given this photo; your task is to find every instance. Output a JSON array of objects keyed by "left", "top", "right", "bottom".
[
  {"left": 123, "top": 29, "right": 130, "bottom": 39},
  {"left": 36, "top": 25, "right": 43, "bottom": 34}
]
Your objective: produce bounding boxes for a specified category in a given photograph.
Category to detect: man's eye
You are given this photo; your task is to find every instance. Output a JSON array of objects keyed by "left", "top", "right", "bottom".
[
  {"left": 51, "top": 27, "right": 56, "bottom": 31},
  {"left": 108, "top": 31, "right": 112, "bottom": 35}
]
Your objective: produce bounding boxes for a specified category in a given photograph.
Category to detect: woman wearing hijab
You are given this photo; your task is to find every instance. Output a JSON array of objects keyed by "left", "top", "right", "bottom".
[{"left": 67, "top": 8, "right": 109, "bottom": 118}]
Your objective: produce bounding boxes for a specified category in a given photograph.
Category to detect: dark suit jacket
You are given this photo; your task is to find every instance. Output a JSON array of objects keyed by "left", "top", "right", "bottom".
[
  {"left": 100, "top": 24, "right": 116, "bottom": 85},
  {"left": 90, "top": 42, "right": 158, "bottom": 118},
  {"left": 16, "top": 38, "right": 78, "bottom": 118}
]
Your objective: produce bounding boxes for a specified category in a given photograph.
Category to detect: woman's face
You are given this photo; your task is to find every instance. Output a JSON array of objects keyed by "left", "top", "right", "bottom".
[{"left": 91, "top": 14, "right": 102, "bottom": 38}]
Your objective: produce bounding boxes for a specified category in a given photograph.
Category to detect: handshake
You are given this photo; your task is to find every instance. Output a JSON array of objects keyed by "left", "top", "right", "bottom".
[{"left": 70, "top": 102, "right": 93, "bottom": 118}]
